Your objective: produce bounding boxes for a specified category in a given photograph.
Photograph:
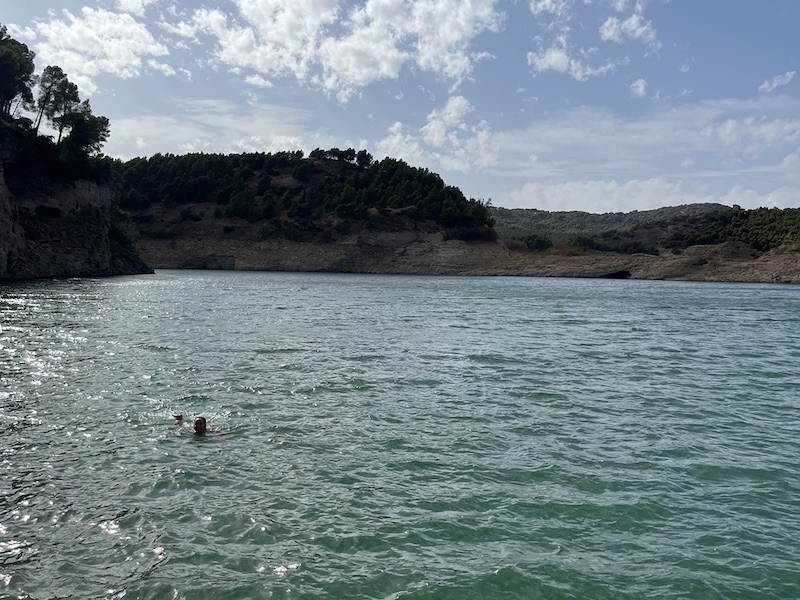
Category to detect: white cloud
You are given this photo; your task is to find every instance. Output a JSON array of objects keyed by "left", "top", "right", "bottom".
[
  {"left": 508, "top": 179, "right": 800, "bottom": 212},
  {"left": 271, "top": 87, "right": 792, "bottom": 211},
  {"left": 568, "top": 57, "right": 621, "bottom": 81},
  {"left": 529, "top": 0, "right": 574, "bottom": 19},
  {"left": 117, "top": 0, "right": 159, "bottom": 18},
  {"left": 375, "top": 121, "right": 427, "bottom": 166},
  {"left": 439, "top": 95, "right": 800, "bottom": 209},
  {"left": 717, "top": 185, "right": 800, "bottom": 209},
  {"left": 529, "top": 45, "right": 571, "bottom": 73},
  {"left": 526, "top": 0, "right": 659, "bottom": 85},
  {"left": 528, "top": 37, "right": 620, "bottom": 81},
  {"left": 502, "top": 98, "right": 800, "bottom": 175},
  {"left": 103, "top": 98, "right": 326, "bottom": 159},
  {"left": 630, "top": 78, "right": 647, "bottom": 97},
  {"left": 375, "top": 95, "right": 496, "bottom": 174},
  {"left": 146, "top": 60, "right": 175, "bottom": 77},
  {"left": 435, "top": 119, "right": 495, "bottom": 172},
  {"left": 406, "top": 0, "right": 503, "bottom": 83},
  {"left": 509, "top": 179, "right": 716, "bottom": 212},
  {"left": 598, "top": 17, "right": 622, "bottom": 42},
  {"left": 31, "top": 8, "right": 169, "bottom": 94},
  {"left": 5, "top": 24, "right": 36, "bottom": 41},
  {"left": 191, "top": 2, "right": 332, "bottom": 81},
  {"left": 185, "top": 0, "right": 502, "bottom": 98},
  {"left": 599, "top": 11, "right": 660, "bottom": 50},
  {"left": 245, "top": 74, "right": 273, "bottom": 88},
  {"left": 157, "top": 20, "right": 198, "bottom": 39},
  {"left": 758, "top": 71, "right": 795, "bottom": 93},
  {"left": 701, "top": 116, "right": 800, "bottom": 156},
  {"left": 232, "top": 0, "right": 340, "bottom": 79},
  {"left": 421, "top": 96, "right": 472, "bottom": 147},
  {"left": 317, "top": 20, "right": 407, "bottom": 100},
  {"left": 779, "top": 151, "right": 800, "bottom": 181}
]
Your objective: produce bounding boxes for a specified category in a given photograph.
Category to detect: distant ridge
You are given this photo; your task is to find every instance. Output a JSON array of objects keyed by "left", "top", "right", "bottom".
[{"left": 491, "top": 203, "right": 731, "bottom": 243}]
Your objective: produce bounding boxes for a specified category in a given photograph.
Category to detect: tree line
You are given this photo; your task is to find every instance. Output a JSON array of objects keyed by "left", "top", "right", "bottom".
[
  {"left": 573, "top": 205, "right": 800, "bottom": 254},
  {"left": 664, "top": 206, "right": 800, "bottom": 252},
  {"left": 0, "top": 24, "right": 110, "bottom": 173},
  {"left": 491, "top": 204, "right": 729, "bottom": 244},
  {"left": 115, "top": 149, "right": 496, "bottom": 236}
]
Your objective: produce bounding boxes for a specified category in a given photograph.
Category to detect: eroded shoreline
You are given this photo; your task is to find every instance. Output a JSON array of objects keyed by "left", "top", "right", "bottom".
[{"left": 138, "top": 237, "right": 800, "bottom": 284}]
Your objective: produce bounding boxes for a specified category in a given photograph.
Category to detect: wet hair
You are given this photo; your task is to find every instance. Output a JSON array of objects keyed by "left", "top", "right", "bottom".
[{"left": 193, "top": 417, "right": 207, "bottom": 433}]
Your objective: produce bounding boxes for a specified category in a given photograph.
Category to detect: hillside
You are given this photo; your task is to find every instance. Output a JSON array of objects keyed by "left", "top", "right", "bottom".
[
  {"left": 108, "top": 148, "right": 800, "bottom": 283},
  {"left": 494, "top": 203, "right": 800, "bottom": 256},
  {"left": 492, "top": 203, "right": 730, "bottom": 240},
  {"left": 113, "top": 149, "right": 504, "bottom": 272},
  {"left": 115, "top": 149, "right": 494, "bottom": 239}
]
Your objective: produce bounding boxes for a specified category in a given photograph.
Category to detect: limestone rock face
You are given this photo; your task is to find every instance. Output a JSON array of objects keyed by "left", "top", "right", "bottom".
[{"left": 0, "top": 127, "right": 152, "bottom": 280}]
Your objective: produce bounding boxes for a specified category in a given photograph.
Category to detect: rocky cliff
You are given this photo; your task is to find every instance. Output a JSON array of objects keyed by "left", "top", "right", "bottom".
[{"left": 0, "top": 125, "right": 152, "bottom": 280}]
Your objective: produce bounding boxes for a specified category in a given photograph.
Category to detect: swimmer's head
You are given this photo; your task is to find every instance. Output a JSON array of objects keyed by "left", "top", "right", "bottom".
[{"left": 193, "top": 417, "right": 207, "bottom": 434}]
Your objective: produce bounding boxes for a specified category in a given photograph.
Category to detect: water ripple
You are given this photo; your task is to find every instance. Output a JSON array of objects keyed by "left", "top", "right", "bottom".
[{"left": 1, "top": 274, "right": 799, "bottom": 599}]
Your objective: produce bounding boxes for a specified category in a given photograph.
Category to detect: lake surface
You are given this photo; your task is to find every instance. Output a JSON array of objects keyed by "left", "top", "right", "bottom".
[{"left": 2, "top": 271, "right": 799, "bottom": 599}]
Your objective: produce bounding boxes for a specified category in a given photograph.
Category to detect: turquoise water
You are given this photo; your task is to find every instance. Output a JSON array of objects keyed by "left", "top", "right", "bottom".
[{"left": 2, "top": 271, "right": 799, "bottom": 599}]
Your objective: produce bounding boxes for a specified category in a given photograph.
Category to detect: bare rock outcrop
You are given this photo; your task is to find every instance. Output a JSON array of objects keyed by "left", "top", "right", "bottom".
[
  {"left": 0, "top": 125, "right": 152, "bottom": 280},
  {"left": 138, "top": 212, "right": 509, "bottom": 275}
]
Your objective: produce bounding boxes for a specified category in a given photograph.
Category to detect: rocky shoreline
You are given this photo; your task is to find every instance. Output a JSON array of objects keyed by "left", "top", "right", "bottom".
[{"left": 137, "top": 226, "right": 800, "bottom": 284}]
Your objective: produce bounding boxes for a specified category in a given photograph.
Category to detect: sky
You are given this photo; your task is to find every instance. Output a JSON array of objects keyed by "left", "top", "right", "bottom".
[{"left": 4, "top": 1, "right": 799, "bottom": 213}]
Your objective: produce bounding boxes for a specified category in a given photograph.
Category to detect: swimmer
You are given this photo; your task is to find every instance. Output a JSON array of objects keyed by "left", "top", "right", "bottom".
[
  {"left": 172, "top": 414, "right": 219, "bottom": 437},
  {"left": 193, "top": 416, "right": 207, "bottom": 435}
]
